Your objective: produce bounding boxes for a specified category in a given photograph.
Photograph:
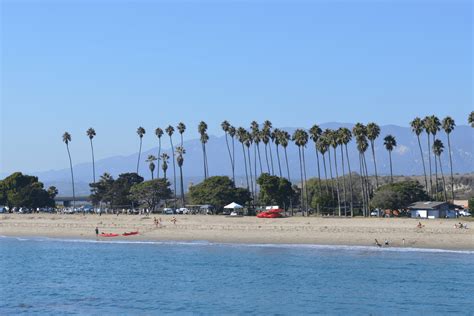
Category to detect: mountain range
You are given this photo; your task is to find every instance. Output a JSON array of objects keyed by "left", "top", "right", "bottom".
[{"left": 4, "top": 123, "right": 473, "bottom": 196}]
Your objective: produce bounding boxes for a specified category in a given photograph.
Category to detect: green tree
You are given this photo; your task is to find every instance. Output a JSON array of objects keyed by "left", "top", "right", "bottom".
[
  {"left": 309, "top": 124, "right": 323, "bottom": 198},
  {"left": 0, "top": 172, "right": 55, "bottom": 208},
  {"left": 129, "top": 179, "right": 172, "bottom": 211},
  {"left": 371, "top": 181, "right": 429, "bottom": 210},
  {"left": 47, "top": 186, "right": 58, "bottom": 200},
  {"left": 106, "top": 173, "right": 143, "bottom": 208},
  {"left": 237, "top": 127, "right": 250, "bottom": 191},
  {"left": 442, "top": 116, "right": 455, "bottom": 200},
  {"left": 62, "top": 132, "right": 75, "bottom": 210},
  {"left": 383, "top": 135, "right": 397, "bottom": 183},
  {"left": 316, "top": 134, "right": 330, "bottom": 196},
  {"left": 136, "top": 127, "right": 146, "bottom": 174},
  {"left": 189, "top": 176, "right": 251, "bottom": 211},
  {"left": 272, "top": 129, "right": 283, "bottom": 177},
  {"left": 469, "top": 111, "right": 474, "bottom": 127},
  {"left": 251, "top": 121, "right": 263, "bottom": 175},
  {"left": 155, "top": 127, "right": 164, "bottom": 179},
  {"left": 86, "top": 127, "right": 97, "bottom": 184},
  {"left": 263, "top": 120, "right": 274, "bottom": 175},
  {"left": 328, "top": 129, "right": 342, "bottom": 216},
  {"left": 228, "top": 125, "right": 237, "bottom": 182},
  {"left": 161, "top": 153, "right": 170, "bottom": 181},
  {"left": 256, "top": 173, "right": 295, "bottom": 210},
  {"left": 278, "top": 130, "right": 291, "bottom": 182},
  {"left": 89, "top": 173, "right": 114, "bottom": 205},
  {"left": 177, "top": 122, "right": 186, "bottom": 147},
  {"left": 198, "top": 121, "right": 209, "bottom": 179},
  {"left": 339, "top": 127, "right": 354, "bottom": 216},
  {"left": 292, "top": 129, "right": 309, "bottom": 215}
]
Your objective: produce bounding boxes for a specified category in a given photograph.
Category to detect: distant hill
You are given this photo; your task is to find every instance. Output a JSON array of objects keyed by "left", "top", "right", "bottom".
[{"left": 6, "top": 123, "right": 473, "bottom": 195}]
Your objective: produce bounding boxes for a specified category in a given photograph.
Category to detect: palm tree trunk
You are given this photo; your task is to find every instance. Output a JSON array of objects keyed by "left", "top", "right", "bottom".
[
  {"left": 276, "top": 145, "right": 282, "bottom": 177},
  {"left": 370, "top": 140, "right": 379, "bottom": 187},
  {"left": 89, "top": 138, "right": 96, "bottom": 184},
  {"left": 301, "top": 147, "right": 309, "bottom": 216},
  {"left": 157, "top": 138, "right": 162, "bottom": 179},
  {"left": 322, "top": 153, "right": 330, "bottom": 195},
  {"left": 137, "top": 138, "right": 142, "bottom": 174},
  {"left": 247, "top": 146, "right": 254, "bottom": 204},
  {"left": 327, "top": 149, "right": 335, "bottom": 199},
  {"left": 225, "top": 133, "right": 235, "bottom": 183},
  {"left": 151, "top": 169, "right": 154, "bottom": 180},
  {"left": 345, "top": 144, "right": 354, "bottom": 217},
  {"left": 231, "top": 137, "right": 236, "bottom": 184},
  {"left": 416, "top": 135, "right": 428, "bottom": 194},
  {"left": 333, "top": 148, "right": 341, "bottom": 216},
  {"left": 256, "top": 144, "right": 263, "bottom": 175},
  {"left": 362, "top": 154, "right": 370, "bottom": 216},
  {"left": 315, "top": 148, "right": 322, "bottom": 214},
  {"left": 201, "top": 143, "right": 207, "bottom": 179},
  {"left": 427, "top": 134, "right": 433, "bottom": 198},
  {"left": 389, "top": 150, "right": 393, "bottom": 183},
  {"left": 170, "top": 137, "right": 177, "bottom": 205},
  {"left": 438, "top": 156, "right": 448, "bottom": 202},
  {"left": 284, "top": 147, "right": 291, "bottom": 182},
  {"left": 434, "top": 150, "right": 439, "bottom": 200},
  {"left": 241, "top": 143, "right": 250, "bottom": 190},
  {"left": 358, "top": 153, "right": 366, "bottom": 217},
  {"left": 66, "top": 144, "right": 76, "bottom": 211},
  {"left": 180, "top": 166, "right": 185, "bottom": 207},
  {"left": 204, "top": 144, "right": 209, "bottom": 178},
  {"left": 264, "top": 144, "right": 271, "bottom": 173},
  {"left": 297, "top": 146, "right": 305, "bottom": 215},
  {"left": 269, "top": 143, "right": 275, "bottom": 175},
  {"left": 340, "top": 146, "right": 347, "bottom": 216},
  {"left": 447, "top": 133, "right": 455, "bottom": 201}
]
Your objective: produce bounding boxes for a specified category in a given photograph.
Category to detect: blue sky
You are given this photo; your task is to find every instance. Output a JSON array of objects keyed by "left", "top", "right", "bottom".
[{"left": 1, "top": 0, "right": 472, "bottom": 174}]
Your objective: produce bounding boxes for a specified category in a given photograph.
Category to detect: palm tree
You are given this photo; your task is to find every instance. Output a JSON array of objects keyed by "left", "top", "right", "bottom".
[
  {"left": 423, "top": 116, "right": 433, "bottom": 197},
  {"left": 383, "top": 135, "right": 397, "bottom": 183},
  {"left": 237, "top": 127, "right": 250, "bottom": 190},
  {"left": 165, "top": 125, "right": 177, "bottom": 204},
  {"left": 228, "top": 125, "right": 237, "bottom": 183},
  {"left": 410, "top": 118, "right": 428, "bottom": 192},
  {"left": 272, "top": 129, "right": 283, "bottom": 177},
  {"left": 161, "top": 153, "right": 169, "bottom": 181},
  {"left": 292, "top": 129, "right": 309, "bottom": 215},
  {"left": 86, "top": 128, "right": 97, "bottom": 184},
  {"left": 279, "top": 130, "right": 291, "bottom": 182},
  {"left": 263, "top": 120, "right": 275, "bottom": 175},
  {"left": 328, "top": 130, "right": 342, "bottom": 216},
  {"left": 339, "top": 127, "right": 353, "bottom": 216},
  {"left": 146, "top": 155, "right": 157, "bottom": 179},
  {"left": 316, "top": 135, "right": 330, "bottom": 195},
  {"left": 221, "top": 120, "right": 235, "bottom": 183},
  {"left": 353, "top": 123, "right": 369, "bottom": 216},
  {"left": 336, "top": 128, "right": 348, "bottom": 216},
  {"left": 433, "top": 139, "right": 448, "bottom": 201},
  {"left": 299, "top": 129, "right": 309, "bottom": 214},
  {"left": 62, "top": 132, "right": 75, "bottom": 210},
  {"left": 442, "top": 116, "right": 455, "bottom": 201},
  {"left": 176, "top": 146, "right": 186, "bottom": 206},
  {"left": 198, "top": 121, "right": 209, "bottom": 179},
  {"left": 323, "top": 129, "right": 335, "bottom": 199},
  {"left": 469, "top": 111, "right": 474, "bottom": 127},
  {"left": 367, "top": 123, "right": 380, "bottom": 187},
  {"left": 155, "top": 127, "right": 164, "bottom": 179},
  {"left": 250, "top": 121, "right": 263, "bottom": 175},
  {"left": 244, "top": 131, "right": 255, "bottom": 200},
  {"left": 426, "top": 116, "right": 441, "bottom": 198},
  {"left": 136, "top": 127, "right": 146, "bottom": 174},
  {"left": 177, "top": 122, "right": 186, "bottom": 147},
  {"left": 309, "top": 124, "right": 322, "bottom": 196}
]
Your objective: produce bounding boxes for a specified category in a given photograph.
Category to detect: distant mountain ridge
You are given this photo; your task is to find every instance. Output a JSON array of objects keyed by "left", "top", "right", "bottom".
[{"left": 4, "top": 123, "right": 473, "bottom": 195}]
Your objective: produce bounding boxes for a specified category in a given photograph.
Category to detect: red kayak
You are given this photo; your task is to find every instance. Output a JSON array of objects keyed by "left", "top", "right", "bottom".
[
  {"left": 122, "top": 231, "right": 139, "bottom": 236},
  {"left": 100, "top": 233, "right": 119, "bottom": 237},
  {"left": 257, "top": 211, "right": 283, "bottom": 218}
]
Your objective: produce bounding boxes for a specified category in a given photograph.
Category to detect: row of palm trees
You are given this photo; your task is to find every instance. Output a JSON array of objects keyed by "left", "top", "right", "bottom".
[{"left": 62, "top": 111, "right": 473, "bottom": 213}]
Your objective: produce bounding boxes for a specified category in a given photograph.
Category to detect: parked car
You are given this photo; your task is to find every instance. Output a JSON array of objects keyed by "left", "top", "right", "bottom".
[
  {"left": 177, "top": 208, "right": 189, "bottom": 214},
  {"left": 163, "top": 208, "right": 174, "bottom": 215},
  {"left": 0, "top": 206, "right": 8, "bottom": 213},
  {"left": 459, "top": 210, "right": 472, "bottom": 217},
  {"left": 370, "top": 209, "right": 383, "bottom": 217}
]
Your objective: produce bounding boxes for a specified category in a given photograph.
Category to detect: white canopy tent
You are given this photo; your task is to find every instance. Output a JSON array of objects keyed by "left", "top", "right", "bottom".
[{"left": 224, "top": 202, "right": 243, "bottom": 209}]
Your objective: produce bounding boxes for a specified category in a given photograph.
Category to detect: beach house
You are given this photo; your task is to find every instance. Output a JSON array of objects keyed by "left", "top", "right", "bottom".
[{"left": 407, "top": 201, "right": 449, "bottom": 219}]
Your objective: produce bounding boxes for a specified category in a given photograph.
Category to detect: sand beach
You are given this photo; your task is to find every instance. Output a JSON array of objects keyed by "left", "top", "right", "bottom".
[{"left": 0, "top": 214, "right": 472, "bottom": 250}]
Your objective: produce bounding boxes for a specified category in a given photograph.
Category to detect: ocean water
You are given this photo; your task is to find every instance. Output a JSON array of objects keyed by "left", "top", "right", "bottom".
[{"left": 0, "top": 237, "right": 473, "bottom": 315}]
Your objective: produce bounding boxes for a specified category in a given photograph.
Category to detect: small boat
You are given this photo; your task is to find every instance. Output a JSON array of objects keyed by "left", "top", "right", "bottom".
[
  {"left": 122, "top": 231, "right": 139, "bottom": 236},
  {"left": 100, "top": 233, "right": 119, "bottom": 237}
]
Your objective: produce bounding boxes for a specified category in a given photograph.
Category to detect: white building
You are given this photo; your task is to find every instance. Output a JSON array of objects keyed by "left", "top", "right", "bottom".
[{"left": 408, "top": 201, "right": 450, "bottom": 219}]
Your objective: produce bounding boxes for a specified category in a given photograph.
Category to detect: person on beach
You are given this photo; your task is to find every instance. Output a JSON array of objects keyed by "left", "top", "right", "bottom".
[
  {"left": 374, "top": 239, "right": 382, "bottom": 247},
  {"left": 417, "top": 222, "right": 424, "bottom": 229},
  {"left": 171, "top": 216, "right": 177, "bottom": 225},
  {"left": 95, "top": 227, "right": 99, "bottom": 237},
  {"left": 384, "top": 239, "right": 390, "bottom": 246}
]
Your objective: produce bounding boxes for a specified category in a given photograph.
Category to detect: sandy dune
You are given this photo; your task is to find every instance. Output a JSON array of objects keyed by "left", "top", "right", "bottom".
[{"left": 0, "top": 214, "right": 472, "bottom": 250}]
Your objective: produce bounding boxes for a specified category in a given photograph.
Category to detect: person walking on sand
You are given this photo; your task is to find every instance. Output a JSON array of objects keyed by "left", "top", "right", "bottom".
[
  {"left": 95, "top": 227, "right": 99, "bottom": 237},
  {"left": 374, "top": 239, "right": 382, "bottom": 247},
  {"left": 171, "top": 216, "right": 177, "bottom": 225}
]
